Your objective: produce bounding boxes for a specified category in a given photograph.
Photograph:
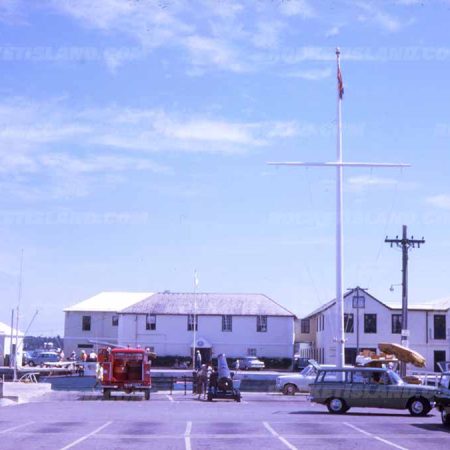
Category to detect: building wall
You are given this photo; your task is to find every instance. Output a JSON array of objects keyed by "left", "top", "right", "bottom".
[
  {"left": 0, "top": 334, "right": 24, "bottom": 367},
  {"left": 118, "top": 314, "right": 294, "bottom": 358},
  {"left": 299, "top": 293, "right": 450, "bottom": 372},
  {"left": 63, "top": 311, "right": 120, "bottom": 356}
]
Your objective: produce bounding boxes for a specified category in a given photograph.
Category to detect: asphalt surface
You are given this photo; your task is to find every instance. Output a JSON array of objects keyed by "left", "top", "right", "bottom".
[{"left": 0, "top": 391, "right": 449, "bottom": 450}]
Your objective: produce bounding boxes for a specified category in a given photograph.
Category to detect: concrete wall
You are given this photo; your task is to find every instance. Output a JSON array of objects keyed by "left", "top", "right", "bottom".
[{"left": 118, "top": 314, "right": 295, "bottom": 358}]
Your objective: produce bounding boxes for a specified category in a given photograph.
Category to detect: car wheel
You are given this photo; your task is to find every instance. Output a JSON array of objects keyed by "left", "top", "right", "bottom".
[
  {"left": 441, "top": 409, "right": 450, "bottom": 426},
  {"left": 327, "top": 398, "right": 348, "bottom": 414},
  {"left": 28, "top": 361, "right": 35, "bottom": 367},
  {"left": 408, "top": 398, "right": 431, "bottom": 417},
  {"left": 282, "top": 384, "right": 297, "bottom": 396},
  {"left": 103, "top": 389, "right": 111, "bottom": 401}
]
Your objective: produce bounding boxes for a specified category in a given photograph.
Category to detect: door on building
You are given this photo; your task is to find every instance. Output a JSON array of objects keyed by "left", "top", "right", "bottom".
[
  {"left": 434, "top": 350, "right": 446, "bottom": 372},
  {"left": 198, "top": 348, "right": 211, "bottom": 364},
  {"left": 345, "top": 348, "right": 357, "bottom": 365}
]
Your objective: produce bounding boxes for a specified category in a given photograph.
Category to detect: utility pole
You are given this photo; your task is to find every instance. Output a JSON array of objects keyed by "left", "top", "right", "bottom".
[{"left": 385, "top": 225, "right": 425, "bottom": 377}]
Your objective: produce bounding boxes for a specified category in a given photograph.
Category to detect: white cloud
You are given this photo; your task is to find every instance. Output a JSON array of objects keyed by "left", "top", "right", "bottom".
[
  {"left": 355, "top": 2, "right": 412, "bottom": 33},
  {"left": 279, "top": 0, "right": 315, "bottom": 18},
  {"left": 285, "top": 67, "right": 332, "bottom": 80},
  {"left": 251, "top": 21, "right": 285, "bottom": 50},
  {"left": 347, "top": 175, "right": 398, "bottom": 192},
  {"left": 183, "top": 35, "right": 245, "bottom": 72},
  {"left": 426, "top": 194, "right": 450, "bottom": 210},
  {"left": 0, "top": 98, "right": 300, "bottom": 198},
  {"left": 325, "top": 26, "right": 341, "bottom": 38}
]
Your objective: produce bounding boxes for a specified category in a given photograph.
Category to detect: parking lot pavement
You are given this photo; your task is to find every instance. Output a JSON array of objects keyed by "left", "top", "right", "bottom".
[{"left": 0, "top": 392, "right": 449, "bottom": 450}]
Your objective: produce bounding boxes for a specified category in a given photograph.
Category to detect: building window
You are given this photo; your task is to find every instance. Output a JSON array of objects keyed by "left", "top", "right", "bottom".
[
  {"left": 344, "top": 313, "right": 354, "bottom": 333},
  {"left": 146, "top": 314, "right": 156, "bottom": 330},
  {"left": 322, "top": 315, "right": 325, "bottom": 331},
  {"left": 434, "top": 315, "right": 446, "bottom": 340},
  {"left": 257, "top": 315, "right": 267, "bottom": 332},
  {"left": 222, "top": 315, "right": 232, "bottom": 332},
  {"left": 247, "top": 348, "right": 257, "bottom": 356},
  {"left": 187, "top": 314, "right": 198, "bottom": 331},
  {"left": 301, "top": 319, "right": 310, "bottom": 334},
  {"left": 112, "top": 315, "right": 119, "bottom": 327},
  {"left": 392, "top": 314, "right": 402, "bottom": 334},
  {"left": 364, "top": 314, "right": 377, "bottom": 333},
  {"left": 82, "top": 315, "right": 91, "bottom": 331}
]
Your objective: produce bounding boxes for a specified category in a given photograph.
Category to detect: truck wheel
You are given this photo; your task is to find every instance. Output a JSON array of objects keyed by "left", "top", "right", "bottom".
[
  {"left": 103, "top": 389, "right": 111, "bottom": 400},
  {"left": 282, "top": 384, "right": 297, "bottom": 396},
  {"left": 145, "top": 390, "right": 150, "bottom": 401},
  {"left": 441, "top": 409, "right": 450, "bottom": 426},
  {"left": 327, "top": 398, "right": 348, "bottom": 414},
  {"left": 408, "top": 398, "right": 431, "bottom": 417}
]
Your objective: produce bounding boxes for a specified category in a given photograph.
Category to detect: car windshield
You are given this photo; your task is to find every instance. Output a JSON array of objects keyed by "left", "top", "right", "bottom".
[
  {"left": 300, "top": 365, "right": 315, "bottom": 376},
  {"left": 388, "top": 370, "right": 404, "bottom": 385}
]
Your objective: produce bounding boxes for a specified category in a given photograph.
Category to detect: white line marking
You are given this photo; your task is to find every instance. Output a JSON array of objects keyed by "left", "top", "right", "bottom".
[
  {"left": 344, "top": 422, "right": 409, "bottom": 450},
  {"left": 60, "top": 421, "right": 112, "bottom": 450},
  {"left": 0, "top": 422, "right": 34, "bottom": 434},
  {"left": 263, "top": 422, "right": 297, "bottom": 450},
  {"left": 185, "top": 421, "right": 192, "bottom": 450},
  {"left": 166, "top": 394, "right": 174, "bottom": 402}
]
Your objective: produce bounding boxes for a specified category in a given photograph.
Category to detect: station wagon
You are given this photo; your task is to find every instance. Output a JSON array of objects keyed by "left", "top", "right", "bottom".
[{"left": 310, "top": 367, "right": 436, "bottom": 416}]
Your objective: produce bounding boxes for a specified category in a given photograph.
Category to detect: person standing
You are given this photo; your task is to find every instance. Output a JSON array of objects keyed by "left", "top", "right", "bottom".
[{"left": 195, "top": 350, "right": 202, "bottom": 370}]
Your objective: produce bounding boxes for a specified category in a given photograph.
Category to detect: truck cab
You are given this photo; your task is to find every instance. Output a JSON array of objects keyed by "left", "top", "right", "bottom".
[{"left": 99, "top": 347, "right": 154, "bottom": 400}]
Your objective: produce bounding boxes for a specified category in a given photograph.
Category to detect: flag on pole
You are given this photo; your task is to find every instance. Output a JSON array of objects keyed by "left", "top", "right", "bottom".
[{"left": 337, "top": 64, "right": 344, "bottom": 99}]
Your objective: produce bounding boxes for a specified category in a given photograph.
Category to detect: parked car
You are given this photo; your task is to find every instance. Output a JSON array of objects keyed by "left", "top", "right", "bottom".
[
  {"left": 310, "top": 367, "right": 436, "bottom": 416},
  {"left": 435, "top": 372, "right": 450, "bottom": 426},
  {"left": 276, "top": 361, "right": 345, "bottom": 395},
  {"left": 27, "top": 351, "right": 60, "bottom": 367},
  {"left": 293, "top": 357, "right": 311, "bottom": 371},
  {"left": 233, "top": 356, "right": 265, "bottom": 371}
]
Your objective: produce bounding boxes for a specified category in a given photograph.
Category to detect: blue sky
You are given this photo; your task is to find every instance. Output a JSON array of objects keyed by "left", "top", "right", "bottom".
[{"left": 1, "top": 0, "right": 450, "bottom": 335}]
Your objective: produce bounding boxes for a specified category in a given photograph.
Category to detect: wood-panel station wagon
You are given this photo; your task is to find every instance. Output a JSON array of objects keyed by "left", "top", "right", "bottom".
[{"left": 310, "top": 367, "right": 436, "bottom": 416}]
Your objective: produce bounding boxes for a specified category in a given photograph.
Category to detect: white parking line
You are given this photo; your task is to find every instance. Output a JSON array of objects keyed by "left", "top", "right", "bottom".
[
  {"left": 166, "top": 394, "right": 175, "bottom": 402},
  {"left": 263, "top": 422, "right": 297, "bottom": 450},
  {"left": 344, "top": 422, "right": 409, "bottom": 450},
  {"left": 59, "top": 421, "right": 112, "bottom": 450},
  {"left": 0, "top": 422, "right": 34, "bottom": 434},
  {"left": 185, "top": 421, "right": 192, "bottom": 450}
]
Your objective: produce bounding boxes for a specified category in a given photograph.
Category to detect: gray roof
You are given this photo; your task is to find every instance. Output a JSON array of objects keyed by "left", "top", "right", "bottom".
[
  {"left": 303, "top": 287, "right": 450, "bottom": 319},
  {"left": 121, "top": 292, "right": 296, "bottom": 317}
]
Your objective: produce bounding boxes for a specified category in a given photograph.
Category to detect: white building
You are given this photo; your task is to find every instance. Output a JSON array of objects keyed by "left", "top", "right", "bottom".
[
  {"left": 0, "top": 322, "right": 24, "bottom": 367},
  {"left": 298, "top": 287, "right": 450, "bottom": 372},
  {"left": 63, "top": 292, "right": 153, "bottom": 357},
  {"left": 64, "top": 291, "right": 296, "bottom": 361}
]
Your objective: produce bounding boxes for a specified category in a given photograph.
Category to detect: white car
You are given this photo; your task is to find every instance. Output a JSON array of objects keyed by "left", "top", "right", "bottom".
[
  {"left": 276, "top": 361, "right": 341, "bottom": 395},
  {"left": 234, "top": 356, "right": 265, "bottom": 370}
]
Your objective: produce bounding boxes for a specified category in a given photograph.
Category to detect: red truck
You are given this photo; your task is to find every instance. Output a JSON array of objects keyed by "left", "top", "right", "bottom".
[{"left": 98, "top": 347, "right": 154, "bottom": 400}]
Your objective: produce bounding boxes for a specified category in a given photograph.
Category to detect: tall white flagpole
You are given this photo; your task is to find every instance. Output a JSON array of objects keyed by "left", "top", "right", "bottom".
[
  {"left": 193, "top": 270, "right": 199, "bottom": 368},
  {"left": 335, "top": 48, "right": 345, "bottom": 369},
  {"left": 268, "top": 48, "right": 409, "bottom": 370}
]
